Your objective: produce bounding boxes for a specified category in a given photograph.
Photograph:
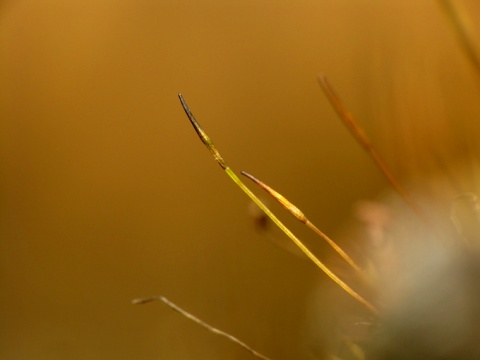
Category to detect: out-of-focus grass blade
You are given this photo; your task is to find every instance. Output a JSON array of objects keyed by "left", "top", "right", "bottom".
[{"left": 318, "top": 75, "right": 429, "bottom": 224}]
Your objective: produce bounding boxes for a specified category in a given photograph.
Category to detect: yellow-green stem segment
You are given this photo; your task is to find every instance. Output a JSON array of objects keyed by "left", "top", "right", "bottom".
[
  {"left": 241, "top": 171, "right": 363, "bottom": 273},
  {"left": 178, "top": 94, "right": 378, "bottom": 315}
]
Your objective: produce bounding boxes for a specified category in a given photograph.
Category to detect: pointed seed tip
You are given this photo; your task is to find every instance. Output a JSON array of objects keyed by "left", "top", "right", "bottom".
[{"left": 241, "top": 171, "right": 256, "bottom": 181}]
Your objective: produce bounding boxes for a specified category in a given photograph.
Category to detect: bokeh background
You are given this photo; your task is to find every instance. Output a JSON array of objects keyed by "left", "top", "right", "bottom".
[{"left": 1, "top": 1, "right": 480, "bottom": 359}]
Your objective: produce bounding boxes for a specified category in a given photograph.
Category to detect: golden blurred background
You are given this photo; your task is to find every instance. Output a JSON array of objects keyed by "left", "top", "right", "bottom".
[{"left": 1, "top": 1, "right": 480, "bottom": 359}]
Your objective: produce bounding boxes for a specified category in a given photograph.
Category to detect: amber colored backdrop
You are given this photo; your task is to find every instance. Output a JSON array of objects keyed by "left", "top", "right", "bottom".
[{"left": 1, "top": 1, "right": 480, "bottom": 359}]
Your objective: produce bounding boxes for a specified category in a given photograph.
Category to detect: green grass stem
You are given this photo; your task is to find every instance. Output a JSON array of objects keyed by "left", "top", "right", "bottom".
[{"left": 178, "top": 94, "right": 378, "bottom": 314}]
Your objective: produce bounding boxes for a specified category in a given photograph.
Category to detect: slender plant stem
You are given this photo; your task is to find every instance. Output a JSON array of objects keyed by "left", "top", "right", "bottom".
[
  {"left": 241, "top": 171, "right": 362, "bottom": 273},
  {"left": 318, "top": 75, "right": 429, "bottom": 224},
  {"left": 133, "top": 296, "right": 272, "bottom": 360},
  {"left": 179, "top": 94, "right": 378, "bottom": 314}
]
